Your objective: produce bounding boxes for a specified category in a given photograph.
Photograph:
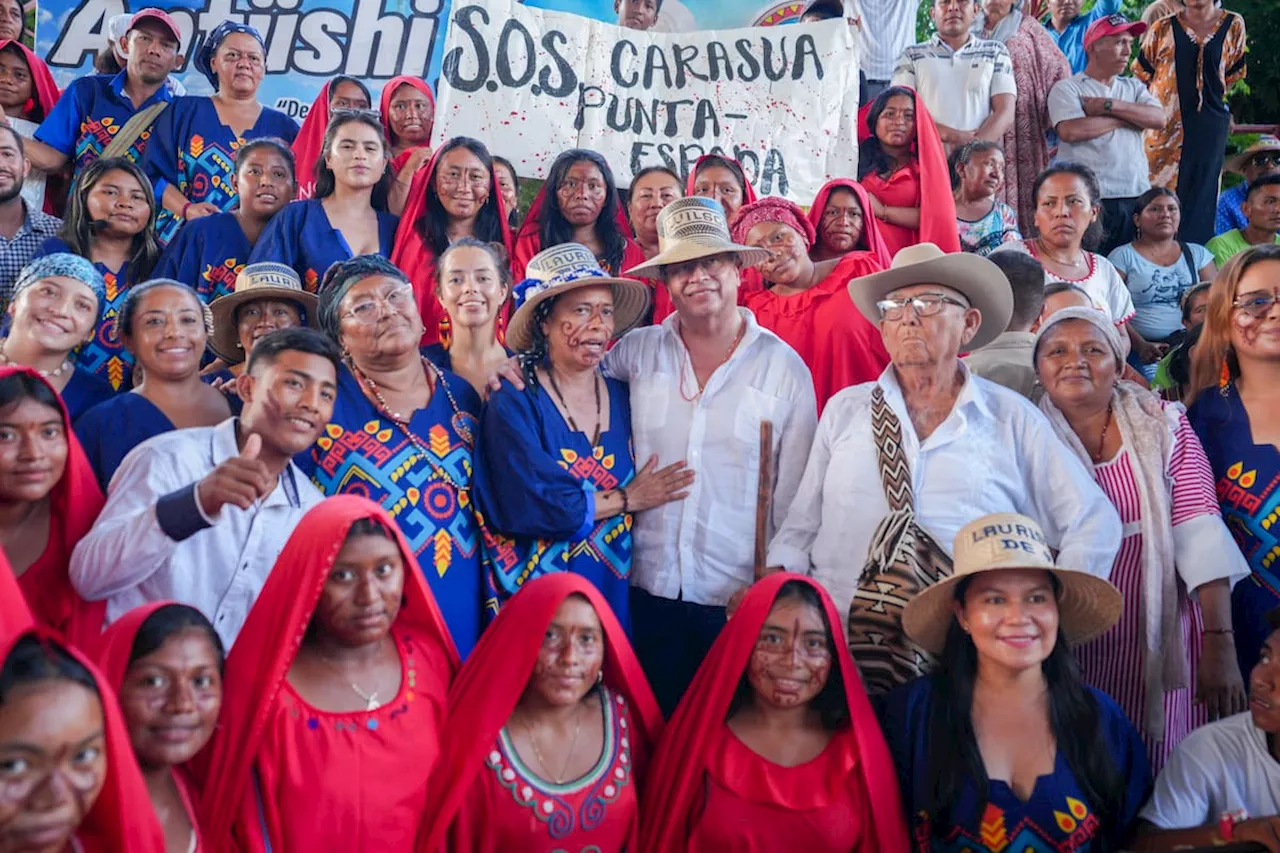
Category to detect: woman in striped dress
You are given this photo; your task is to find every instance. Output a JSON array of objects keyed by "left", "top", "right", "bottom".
[{"left": 1033, "top": 306, "right": 1249, "bottom": 770}]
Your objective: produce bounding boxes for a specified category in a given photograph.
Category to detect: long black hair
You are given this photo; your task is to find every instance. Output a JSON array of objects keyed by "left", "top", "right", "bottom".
[
  {"left": 920, "top": 575, "right": 1126, "bottom": 847},
  {"left": 1, "top": 634, "right": 100, "bottom": 703},
  {"left": 492, "top": 154, "right": 521, "bottom": 227},
  {"left": 313, "top": 110, "right": 393, "bottom": 211},
  {"left": 58, "top": 157, "right": 160, "bottom": 284},
  {"left": 235, "top": 137, "right": 297, "bottom": 189},
  {"left": 415, "top": 137, "right": 506, "bottom": 257},
  {"left": 327, "top": 75, "right": 371, "bottom": 109},
  {"left": 128, "top": 603, "right": 226, "bottom": 675},
  {"left": 858, "top": 86, "right": 917, "bottom": 182},
  {"left": 539, "top": 149, "right": 628, "bottom": 275},
  {"left": 1031, "top": 162, "right": 1105, "bottom": 252},
  {"left": 0, "top": 368, "right": 64, "bottom": 416}
]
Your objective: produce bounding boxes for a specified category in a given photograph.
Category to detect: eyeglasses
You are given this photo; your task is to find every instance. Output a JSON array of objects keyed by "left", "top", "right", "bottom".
[
  {"left": 1233, "top": 290, "right": 1280, "bottom": 319},
  {"left": 342, "top": 285, "right": 415, "bottom": 324},
  {"left": 1252, "top": 154, "right": 1280, "bottom": 170},
  {"left": 663, "top": 254, "right": 734, "bottom": 279},
  {"left": 876, "top": 294, "right": 968, "bottom": 320}
]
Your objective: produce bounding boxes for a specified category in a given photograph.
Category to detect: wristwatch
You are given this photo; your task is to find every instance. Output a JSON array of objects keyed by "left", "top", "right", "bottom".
[{"left": 1103, "top": 98, "right": 1114, "bottom": 114}]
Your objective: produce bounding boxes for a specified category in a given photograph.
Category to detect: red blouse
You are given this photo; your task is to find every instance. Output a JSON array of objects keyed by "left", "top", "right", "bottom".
[{"left": 861, "top": 163, "right": 922, "bottom": 261}]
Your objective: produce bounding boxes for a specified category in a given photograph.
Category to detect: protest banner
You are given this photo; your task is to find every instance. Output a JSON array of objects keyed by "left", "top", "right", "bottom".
[{"left": 433, "top": 0, "right": 860, "bottom": 203}]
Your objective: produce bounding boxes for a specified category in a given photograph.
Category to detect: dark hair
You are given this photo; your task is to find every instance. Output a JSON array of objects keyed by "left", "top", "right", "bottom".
[
  {"left": 328, "top": 75, "right": 372, "bottom": 108},
  {"left": 119, "top": 278, "right": 204, "bottom": 339},
  {"left": 1267, "top": 606, "right": 1280, "bottom": 634},
  {"left": 625, "top": 165, "right": 684, "bottom": 226},
  {"left": 0, "top": 370, "right": 63, "bottom": 418},
  {"left": 313, "top": 111, "right": 393, "bottom": 211},
  {"left": 1044, "top": 280, "right": 1092, "bottom": 302},
  {"left": 235, "top": 137, "right": 297, "bottom": 185},
  {"left": 858, "top": 86, "right": 917, "bottom": 181},
  {"left": 540, "top": 149, "right": 629, "bottom": 275},
  {"left": 436, "top": 237, "right": 512, "bottom": 293},
  {"left": 1165, "top": 320, "right": 1203, "bottom": 390},
  {"left": 415, "top": 137, "right": 507, "bottom": 257},
  {"left": 1031, "top": 163, "right": 1104, "bottom": 252},
  {"left": 245, "top": 326, "right": 341, "bottom": 375},
  {"left": 59, "top": 157, "right": 160, "bottom": 284},
  {"left": 346, "top": 516, "right": 394, "bottom": 542},
  {"left": 128, "top": 604, "right": 226, "bottom": 675},
  {"left": 94, "top": 46, "right": 123, "bottom": 75},
  {"left": 0, "top": 122, "right": 24, "bottom": 157},
  {"left": 491, "top": 154, "right": 521, "bottom": 226},
  {"left": 1134, "top": 186, "right": 1178, "bottom": 218},
  {"left": 920, "top": 575, "right": 1125, "bottom": 847},
  {"left": 0, "top": 634, "right": 100, "bottom": 704},
  {"left": 692, "top": 156, "right": 748, "bottom": 196},
  {"left": 987, "top": 252, "right": 1046, "bottom": 330},
  {"left": 517, "top": 297, "right": 557, "bottom": 389},
  {"left": 1180, "top": 281, "right": 1211, "bottom": 323},
  {"left": 1246, "top": 173, "right": 1280, "bottom": 202},
  {"left": 948, "top": 139, "right": 1003, "bottom": 191}
]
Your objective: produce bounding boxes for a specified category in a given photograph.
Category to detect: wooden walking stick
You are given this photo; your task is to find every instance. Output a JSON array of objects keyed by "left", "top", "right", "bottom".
[{"left": 753, "top": 420, "right": 775, "bottom": 582}]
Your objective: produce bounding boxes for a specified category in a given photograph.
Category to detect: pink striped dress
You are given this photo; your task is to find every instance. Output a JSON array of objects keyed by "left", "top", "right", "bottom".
[{"left": 1075, "top": 409, "right": 1229, "bottom": 772}]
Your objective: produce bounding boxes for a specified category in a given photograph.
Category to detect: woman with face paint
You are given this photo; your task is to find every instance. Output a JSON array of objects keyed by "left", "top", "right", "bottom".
[
  {"left": 640, "top": 574, "right": 909, "bottom": 853},
  {"left": 476, "top": 244, "right": 691, "bottom": 628},
  {"left": 806, "top": 179, "right": 891, "bottom": 266},
  {"left": 415, "top": 573, "right": 663, "bottom": 852},
  {"left": 380, "top": 77, "right": 436, "bottom": 182},
  {"left": 196, "top": 496, "right": 459, "bottom": 853}
]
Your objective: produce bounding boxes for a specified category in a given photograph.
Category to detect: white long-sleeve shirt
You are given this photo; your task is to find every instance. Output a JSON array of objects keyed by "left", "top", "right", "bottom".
[
  {"left": 768, "top": 365, "right": 1123, "bottom": 620},
  {"left": 69, "top": 418, "right": 323, "bottom": 648},
  {"left": 603, "top": 309, "right": 818, "bottom": 606}
]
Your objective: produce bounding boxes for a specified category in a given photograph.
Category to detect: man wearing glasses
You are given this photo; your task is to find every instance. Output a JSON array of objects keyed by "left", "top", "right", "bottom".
[
  {"left": 768, "top": 242, "right": 1122, "bottom": 689},
  {"left": 1217, "top": 138, "right": 1280, "bottom": 238}
]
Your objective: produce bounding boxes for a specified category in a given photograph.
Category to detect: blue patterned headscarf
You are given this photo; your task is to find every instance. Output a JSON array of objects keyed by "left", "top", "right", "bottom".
[
  {"left": 195, "top": 21, "right": 265, "bottom": 90},
  {"left": 13, "top": 253, "right": 107, "bottom": 311}
]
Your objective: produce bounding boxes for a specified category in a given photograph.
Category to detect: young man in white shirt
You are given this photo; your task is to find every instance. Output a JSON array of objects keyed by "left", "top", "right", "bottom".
[
  {"left": 70, "top": 328, "right": 339, "bottom": 649},
  {"left": 1134, "top": 611, "right": 1280, "bottom": 851}
]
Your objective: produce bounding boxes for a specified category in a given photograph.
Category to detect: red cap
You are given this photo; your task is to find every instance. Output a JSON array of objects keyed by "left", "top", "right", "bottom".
[
  {"left": 127, "top": 8, "right": 182, "bottom": 43},
  {"left": 1084, "top": 13, "right": 1147, "bottom": 51}
]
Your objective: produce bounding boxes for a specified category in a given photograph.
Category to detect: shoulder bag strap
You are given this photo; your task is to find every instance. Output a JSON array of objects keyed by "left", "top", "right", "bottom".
[
  {"left": 871, "top": 384, "right": 914, "bottom": 512},
  {"left": 101, "top": 100, "right": 170, "bottom": 161},
  {"left": 1178, "top": 240, "right": 1197, "bottom": 286}
]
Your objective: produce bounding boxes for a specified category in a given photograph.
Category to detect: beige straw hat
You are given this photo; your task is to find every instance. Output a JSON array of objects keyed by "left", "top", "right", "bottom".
[
  {"left": 623, "top": 197, "right": 771, "bottom": 280},
  {"left": 901, "top": 513, "right": 1122, "bottom": 655},
  {"left": 1225, "top": 136, "right": 1280, "bottom": 176},
  {"left": 506, "top": 243, "right": 652, "bottom": 353},
  {"left": 209, "top": 263, "right": 319, "bottom": 363}
]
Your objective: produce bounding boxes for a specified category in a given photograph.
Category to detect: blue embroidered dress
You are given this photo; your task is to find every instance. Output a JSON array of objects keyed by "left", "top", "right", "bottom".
[
  {"left": 143, "top": 97, "right": 298, "bottom": 245},
  {"left": 248, "top": 200, "right": 398, "bottom": 293},
  {"left": 33, "top": 71, "right": 175, "bottom": 173},
  {"left": 295, "top": 362, "right": 486, "bottom": 657},
  {"left": 152, "top": 212, "right": 251, "bottom": 303},
  {"left": 477, "top": 377, "right": 636, "bottom": 630},
  {"left": 74, "top": 392, "right": 178, "bottom": 489},
  {"left": 881, "top": 676, "right": 1152, "bottom": 853},
  {"left": 1188, "top": 383, "right": 1280, "bottom": 676}
]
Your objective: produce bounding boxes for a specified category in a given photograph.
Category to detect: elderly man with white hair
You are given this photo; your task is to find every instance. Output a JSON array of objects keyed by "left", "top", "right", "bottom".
[{"left": 767, "top": 242, "right": 1123, "bottom": 694}]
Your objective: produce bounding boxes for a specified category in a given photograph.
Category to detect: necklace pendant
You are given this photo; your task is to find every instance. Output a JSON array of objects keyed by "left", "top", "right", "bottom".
[{"left": 365, "top": 693, "right": 380, "bottom": 712}]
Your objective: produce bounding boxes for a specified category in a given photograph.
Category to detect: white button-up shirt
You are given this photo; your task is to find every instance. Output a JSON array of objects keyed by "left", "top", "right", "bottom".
[
  {"left": 768, "top": 365, "right": 1122, "bottom": 620},
  {"left": 891, "top": 34, "right": 1017, "bottom": 132},
  {"left": 603, "top": 309, "right": 818, "bottom": 606},
  {"left": 70, "top": 418, "right": 324, "bottom": 649}
]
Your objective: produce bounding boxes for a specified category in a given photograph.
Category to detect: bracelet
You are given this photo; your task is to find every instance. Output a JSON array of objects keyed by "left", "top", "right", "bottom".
[
  {"left": 181, "top": 201, "right": 192, "bottom": 220},
  {"left": 1220, "top": 808, "right": 1248, "bottom": 842},
  {"left": 619, "top": 487, "right": 629, "bottom": 514}
]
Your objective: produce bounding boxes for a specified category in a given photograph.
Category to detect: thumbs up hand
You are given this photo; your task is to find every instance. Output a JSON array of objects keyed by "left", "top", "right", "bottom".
[{"left": 197, "top": 432, "right": 274, "bottom": 516}]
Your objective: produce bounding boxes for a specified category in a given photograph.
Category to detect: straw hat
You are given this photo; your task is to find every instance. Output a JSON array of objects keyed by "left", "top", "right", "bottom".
[
  {"left": 1225, "top": 136, "right": 1280, "bottom": 176},
  {"left": 209, "top": 263, "right": 319, "bottom": 363},
  {"left": 901, "top": 513, "right": 1122, "bottom": 656},
  {"left": 846, "top": 243, "right": 1013, "bottom": 351},
  {"left": 623, "top": 197, "right": 771, "bottom": 280},
  {"left": 506, "top": 243, "right": 652, "bottom": 353}
]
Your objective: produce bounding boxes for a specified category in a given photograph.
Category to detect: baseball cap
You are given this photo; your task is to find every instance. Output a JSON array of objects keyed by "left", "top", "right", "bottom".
[
  {"left": 128, "top": 8, "right": 182, "bottom": 43},
  {"left": 1084, "top": 13, "right": 1147, "bottom": 50}
]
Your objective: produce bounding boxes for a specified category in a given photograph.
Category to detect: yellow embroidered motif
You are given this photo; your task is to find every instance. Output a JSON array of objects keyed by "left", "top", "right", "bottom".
[{"left": 433, "top": 529, "right": 451, "bottom": 578}]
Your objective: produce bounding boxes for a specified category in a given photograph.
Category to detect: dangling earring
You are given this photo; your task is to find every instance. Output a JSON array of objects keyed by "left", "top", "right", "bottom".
[
  {"left": 1219, "top": 353, "right": 1232, "bottom": 397},
  {"left": 596, "top": 670, "right": 603, "bottom": 685}
]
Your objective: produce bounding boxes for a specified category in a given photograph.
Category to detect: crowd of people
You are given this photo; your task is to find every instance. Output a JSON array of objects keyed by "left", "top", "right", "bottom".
[{"left": 1, "top": 0, "right": 1278, "bottom": 850}]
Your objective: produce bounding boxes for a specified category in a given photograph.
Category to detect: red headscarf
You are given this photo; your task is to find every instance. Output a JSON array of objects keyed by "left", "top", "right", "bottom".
[
  {"left": 857, "top": 87, "right": 960, "bottom": 255},
  {"left": 291, "top": 80, "right": 334, "bottom": 201},
  {"left": 196, "top": 495, "right": 460, "bottom": 851},
  {"left": 380, "top": 76, "right": 436, "bottom": 175},
  {"left": 684, "top": 154, "right": 760, "bottom": 208},
  {"left": 0, "top": 40, "right": 63, "bottom": 215},
  {"left": 808, "top": 178, "right": 893, "bottom": 268},
  {"left": 638, "top": 573, "right": 910, "bottom": 853},
  {"left": 2, "top": 366, "right": 106, "bottom": 649},
  {"left": 0, "top": 563, "right": 166, "bottom": 853},
  {"left": 389, "top": 140, "right": 514, "bottom": 345},
  {"left": 415, "top": 572, "right": 663, "bottom": 853}
]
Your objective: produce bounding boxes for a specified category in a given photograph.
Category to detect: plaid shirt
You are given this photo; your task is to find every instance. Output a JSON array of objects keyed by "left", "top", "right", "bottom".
[{"left": 0, "top": 203, "right": 63, "bottom": 314}]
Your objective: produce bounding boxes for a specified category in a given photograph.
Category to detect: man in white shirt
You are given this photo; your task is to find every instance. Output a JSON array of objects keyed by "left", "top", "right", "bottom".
[
  {"left": 70, "top": 328, "right": 340, "bottom": 649},
  {"left": 891, "top": 0, "right": 1016, "bottom": 150},
  {"left": 768, "top": 243, "right": 1121, "bottom": 691},
  {"left": 1049, "top": 14, "right": 1166, "bottom": 254},
  {"left": 1135, "top": 612, "right": 1280, "bottom": 850},
  {"left": 858, "top": 0, "right": 924, "bottom": 101}
]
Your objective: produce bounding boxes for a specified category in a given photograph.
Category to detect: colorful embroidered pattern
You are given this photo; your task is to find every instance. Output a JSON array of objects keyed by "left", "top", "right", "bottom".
[
  {"left": 73, "top": 116, "right": 151, "bottom": 172},
  {"left": 74, "top": 266, "right": 133, "bottom": 391},
  {"left": 1217, "top": 458, "right": 1280, "bottom": 588},
  {"left": 281, "top": 631, "right": 419, "bottom": 733},
  {"left": 197, "top": 255, "right": 244, "bottom": 303},
  {"left": 155, "top": 134, "right": 242, "bottom": 244},
  {"left": 920, "top": 796, "right": 1100, "bottom": 853}
]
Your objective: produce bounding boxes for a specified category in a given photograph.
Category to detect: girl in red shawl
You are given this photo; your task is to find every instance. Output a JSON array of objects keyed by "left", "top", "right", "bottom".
[
  {"left": 291, "top": 76, "right": 372, "bottom": 200},
  {"left": 416, "top": 573, "right": 663, "bottom": 853},
  {"left": 686, "top": 154, "right": 758, "bottom": 225},
  {"left": 196, "top": 495, "right": 459, "bottom": 853},
  {"left": 512, "top": 148, "right": 644, "bottom": 282},
  {"left": 0, "top": 366, "right": 105, "bottom": 648},
  {"left": 380, "top": 76, "right": 435, "bottom": 183},
  {"left": 95, "top": 603, "right": 224, "bottom": 853},
  {"left": 389, "top": 136, "right": 513, "bottom": 345},
  {"left": 731, "top": 197, "right": 890, "bottom": 412},
  {"left": 858, "top": 86, "right": 960, "bottom": 259},
  {"left": 639, "top": 573, "right": 910, "bottom": 853},
  {"left": 807, "top": 178, "right": 893, "bottom": 266},
  {"left": 0, "top": 565, "right": 166, "bottom": 853},
  {"left": 0, "top": 39, "right": 64, "bottom": 216}
]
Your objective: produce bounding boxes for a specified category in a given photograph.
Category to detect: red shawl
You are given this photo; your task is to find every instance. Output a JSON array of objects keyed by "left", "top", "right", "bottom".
[
  {"left": 0, "top": 40, "right": 63, "bottom": 216},
  {"left": 4, "top": 366, "right": 106, "bottom": 649},
  {"left": 511, "top": 184, "right": 646, "bottom": 282},
  {"left": 684, "top": 154, "right": 759, "bottom": 207},
  {"left": 389, "top": 143, "right": 514, "bottom": 345},
  {"left": 0, "top": 565, "right": 166, "bottom": 853},
  {"left": 196, "top": 495, "right": 460, "bottom": 852},
  {"left": 291, "top": 81, "right": 333, "bottom": 201},
  {"left": 807, "top": 178, "right": 893, "bottom": 268},
  {"left": 857, "top": 88, "right": 960, "bottom": 256},
  {"left": 415, "top": 572, "right": 663, "bottom": 853},
  {"left": 380, "top": 76, "right": 436, "bottom": 176},
  {"left": 638, "top": 573, "right": 909, "bottom": 853}
]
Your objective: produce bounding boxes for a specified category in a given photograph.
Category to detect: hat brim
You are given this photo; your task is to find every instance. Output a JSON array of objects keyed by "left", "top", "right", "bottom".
[
  {"left": 623, "top": 241, "right": 772, "bottom": 281},
  {"left": 901, "top": 565, "right": 1124, "bottom": 656},
  {"left": 506, "top": 277, "right": 653, "bottom": 353},
  {"left": 1225, "top": 143, "right": 1280, "bottom": 175},
  {"left": 209, "top": 287, "right": 320, "bottom": 364},
  {"left": 847, "top": 252, "right": 1014, "bottom": 351}
]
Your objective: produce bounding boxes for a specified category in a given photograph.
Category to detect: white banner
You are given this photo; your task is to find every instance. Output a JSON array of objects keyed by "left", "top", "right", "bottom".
[{"left": 433, "top": 0, "right": 861, "bottom": 203}]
